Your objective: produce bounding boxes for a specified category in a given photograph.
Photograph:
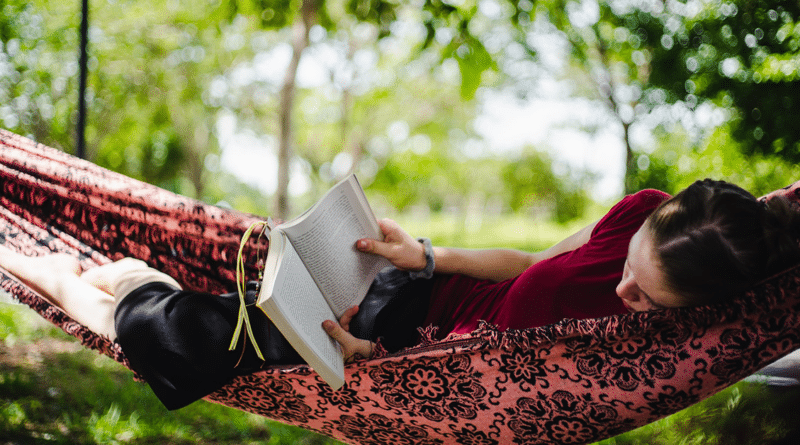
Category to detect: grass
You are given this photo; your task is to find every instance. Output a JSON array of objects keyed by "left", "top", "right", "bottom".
[
  {"left": 2, "top": 213, "right": 800, "bottom": 443},
  {"left": 0, "top": 301, "right": 339, "bottom": 444},
  {"left": 393, "top": 209, "right": 602, "bottom": 252},
  {"left": 596, "top": 383, "right": 800, "bottom": 445}
]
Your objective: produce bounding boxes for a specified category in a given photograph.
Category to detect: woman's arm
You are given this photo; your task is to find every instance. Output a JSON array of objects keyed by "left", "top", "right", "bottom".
[
  {"left": 324, "top": 218, "right": 599, "bottom": 358},
  {"left": 357, "top": 218, "right": 599, "bottom": 282}
]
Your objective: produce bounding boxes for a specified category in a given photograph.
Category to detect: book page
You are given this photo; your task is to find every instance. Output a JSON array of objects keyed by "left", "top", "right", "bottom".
[
  {"left": 281, "top": 175, "right": 390, "bottom": 318},
  {"left": 260, "top": 237, "right": 344, "bottom": 387}
]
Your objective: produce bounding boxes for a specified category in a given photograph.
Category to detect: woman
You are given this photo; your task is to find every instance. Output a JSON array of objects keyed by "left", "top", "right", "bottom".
[
  {"left": 2, "top": 179, "right": 799, "bottom": 409},
  {"left": 332, "top": 179, "right": 800, "bottom": 358}
]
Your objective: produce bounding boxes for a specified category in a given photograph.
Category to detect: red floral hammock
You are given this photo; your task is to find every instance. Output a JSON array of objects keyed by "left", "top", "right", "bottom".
[{"left": 2, "top": 128, "right": 800, "bottom": 445}]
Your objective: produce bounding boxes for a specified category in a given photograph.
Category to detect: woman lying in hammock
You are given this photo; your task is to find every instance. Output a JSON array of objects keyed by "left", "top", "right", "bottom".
[{"left": 1, "top": 179, "right": 799, "bottom": 410}]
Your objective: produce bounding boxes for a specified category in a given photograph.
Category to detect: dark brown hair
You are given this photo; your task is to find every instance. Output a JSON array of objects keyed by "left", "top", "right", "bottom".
[{"left": 644, "top": 179, "right": 800, "bottom": 306}]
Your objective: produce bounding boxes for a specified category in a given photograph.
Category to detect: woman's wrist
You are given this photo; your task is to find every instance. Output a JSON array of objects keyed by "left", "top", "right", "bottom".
[{"left": 408, "top": 238, "right": 435, "bottom": 280}]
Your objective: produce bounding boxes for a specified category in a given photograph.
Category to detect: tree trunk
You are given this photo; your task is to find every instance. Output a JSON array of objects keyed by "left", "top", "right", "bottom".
[
  {"left": 342, "top": 40, "right": 364, "bottom": 178},
  {"left": 591, "top": 35, "right": 637, "bottom": 194},
  {"left": 275, "top": 0, "right": 317, "bottom": 219},
  {"left": 621, "top": 120, "right": 635, "bottom": 194}
]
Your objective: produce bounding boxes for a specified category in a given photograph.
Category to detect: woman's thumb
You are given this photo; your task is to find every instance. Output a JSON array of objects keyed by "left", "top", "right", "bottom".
[
  {"left": 358, "top": 238, "right": 390, "bottom": 255},
  {"left": 322, "top": 320, "right": 345, "bottom": 341},
  {"left": 356, "top": 239, "right": 374, "bottom": 253}
]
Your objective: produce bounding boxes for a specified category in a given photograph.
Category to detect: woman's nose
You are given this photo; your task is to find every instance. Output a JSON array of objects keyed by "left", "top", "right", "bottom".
[{"left": 616, "top": 276, "right": 639, "bottom": 302}]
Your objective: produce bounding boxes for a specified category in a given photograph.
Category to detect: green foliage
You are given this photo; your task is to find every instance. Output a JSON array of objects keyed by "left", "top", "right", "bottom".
[
  {"left": 517, "top": 0, "right": 800, "bottom": 193},
  {"left": 369, "top": 149, "right": 457, "bottom": 211},
  {"left": 87, "top": 405, "right": 144, "bottom": 445},
  {"left": 450, "top": 33, "right": 497, "bottom": 99},
  {"left": 419, "top": 1, "right": 498, "bottom": 100},
  {"left": 625, "top": 0, "right": 800, "bottom": 162},
  {"left": 626, "top": 155, "right": 673, "bottom": 196},
  {"left": 628, "top": 124, "right": 798, "bottom": 197},
  {"left": 502, "top": 149, "right": 591, "bottom": 223},
  {"left": 346, "top": 0, "right": 398, "bottom": 37},
  {"left": 236, "top": 0, "right": 297, "bottom": 28},
  {"left": 0, "top": 0, "right": 79, "bottom": 146},
  {"left": 4, "top": 0, "right": 796, "bottom": 225},
  {"left": 503, "top": 150, "right": 561, "bottom": 211},
  {"left": 1, "top": 0, "right": 258, "bottom": 198},
  {"left": 368, "top": 147, "right": 591, "bottom": 223}
]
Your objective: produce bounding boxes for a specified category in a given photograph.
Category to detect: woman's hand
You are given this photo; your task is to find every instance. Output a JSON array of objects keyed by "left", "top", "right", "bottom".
[
  {"left": 356, "top": 219, "right": 426, "bottom": 272},
  {"left": 322, "top": 306, "right": 374, "bottom": 363}
]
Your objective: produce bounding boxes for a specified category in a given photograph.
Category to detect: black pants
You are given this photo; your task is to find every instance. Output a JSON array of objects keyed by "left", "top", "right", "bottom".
[{"left": 115, "top": 270, "right": 434, "bottom": 410}]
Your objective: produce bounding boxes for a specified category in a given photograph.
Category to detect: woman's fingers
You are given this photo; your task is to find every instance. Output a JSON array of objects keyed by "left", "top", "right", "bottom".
[
  {"left": 322, "top": 319, "right": 373, "bottom": 363},
  {"left": 338, "top": 305, "right": 359, "bottom": 332},
  {"left": 356, "top": 219, "right": 426, "bottom": 271},
  {"left": 356, "top": 219, "right": 399, "bottom": 255},
  {"left": 322, "top": 319, "right": 350, "bottom": 343}
]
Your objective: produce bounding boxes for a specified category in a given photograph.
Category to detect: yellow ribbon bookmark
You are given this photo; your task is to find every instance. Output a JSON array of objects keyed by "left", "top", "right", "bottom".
[{"left": 230, "top": 220, "right": 270, "bottom": 361}]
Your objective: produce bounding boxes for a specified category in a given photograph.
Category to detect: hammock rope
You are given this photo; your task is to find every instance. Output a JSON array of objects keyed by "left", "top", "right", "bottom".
[
  {"left": 76, "top": 0, "right": 89, "bottom": 159},
  {"left": 2, "top": 129, "right": 800, "bottom": 445}
]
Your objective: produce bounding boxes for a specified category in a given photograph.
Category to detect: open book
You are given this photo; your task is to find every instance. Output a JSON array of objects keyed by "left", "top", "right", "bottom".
[{"left": 256, "top": 174, "right": 390, "bottom": 389}]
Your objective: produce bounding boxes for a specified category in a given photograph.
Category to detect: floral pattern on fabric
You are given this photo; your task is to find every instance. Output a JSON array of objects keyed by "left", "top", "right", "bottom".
[
  {"left": 566, "top": 330, "right": 679, "bottom": 392},
  {"left": 336, "top": 413, "right": 442, "bottom": 445},
  {"left": 505, "top": 390, "right": 629, "bottom": 445},
  {"left": 3, "top": 130, "right": 800, "bottom": 444},
  {"left": 210, "top": 376, "right": 316, "bottom": 424},
  {"left": 368, "top": 354, "right": 489, "bottom": 423}
]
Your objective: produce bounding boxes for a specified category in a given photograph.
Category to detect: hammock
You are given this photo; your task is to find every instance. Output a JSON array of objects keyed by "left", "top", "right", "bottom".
[{"left": 2, "top": 128, "right": 800, "bottom": 445}]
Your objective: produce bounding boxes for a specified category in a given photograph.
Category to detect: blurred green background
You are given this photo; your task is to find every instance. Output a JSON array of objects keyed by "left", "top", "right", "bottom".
[
  {"left": 2, "top": 0, "right": 798, "bottom": 219},
  {"left": 3, "top": 0, "right": 800, "bottom": 443}
]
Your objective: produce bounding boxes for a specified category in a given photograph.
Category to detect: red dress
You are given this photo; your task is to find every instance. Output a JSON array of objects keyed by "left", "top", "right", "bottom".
[{"left": 423, "top": 189, "right": 671, "bottom": 338}]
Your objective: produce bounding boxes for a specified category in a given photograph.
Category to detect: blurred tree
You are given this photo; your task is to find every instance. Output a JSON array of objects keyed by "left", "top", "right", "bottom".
[
  {"left": 518, "top": 1, "right": 665, "bottom": 194},
  {"left": 210, "top": 0, "right": 504, "bottom": 219},
  {"left": 235, "top": 0, "right": 326, "bottom": 220},
  {"left": 632, "top": 121, "right": 798, "bottom": 197},
  {"left": 87, "top": 0, "right": 255, "bottom": 197},
  {"left": 2, "top": 0, "right": 257, "bottom": 197},
  {"left": 636, "top": 0, "right": 800, "bottom": 163},
  {"left": 502, "top": 0, "right": 799, "bottom": 194},
  {"left": 350, "top": 0, "right": 500, "bottom": 100},
  {"left": 502, "top": 148, "right": 590, "bottom": 223},
  {"left": 503, "top": 149, "right": 560, "bottom": 211},
  {"left": 293, "top": 45, "right": 479, "bottom": 203},
  {"left": 215, "top": 0, "right": 514, "bottom": 217},
  {"left": 0, "top": 0, "right": 78, "bottom": 147},
  {"left": 266, "top": 0, "right": 505, "bottom": 218},
  {"left": 3, "top": 0, "right": 579, "bottom": 218},
  {"left": 583, "top": 4, "right": 657, "bottom": 194},
  {"left": 367, "top": 143, "right": 591, "bottom": 223},
  {"left": 22, "top": 0, "right": 793, "bottom": 221}
]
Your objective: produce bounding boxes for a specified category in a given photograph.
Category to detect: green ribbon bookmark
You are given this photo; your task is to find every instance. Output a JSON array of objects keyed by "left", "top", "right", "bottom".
[{"left": 230, "top": 220, "right": 269, "bottom": 361}]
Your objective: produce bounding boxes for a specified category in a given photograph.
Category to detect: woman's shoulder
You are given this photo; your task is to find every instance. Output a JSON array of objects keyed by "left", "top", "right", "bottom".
[
  {"left": 627, "top": 189, "right": 672, "bottom": 208},
  {"left": 592, "top": 189, "right": 671, "bottom": 236}
]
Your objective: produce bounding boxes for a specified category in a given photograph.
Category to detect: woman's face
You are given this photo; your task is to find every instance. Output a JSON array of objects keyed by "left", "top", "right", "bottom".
[{"left": 616, "top": 225, "right": 684, "bottom": 312}]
